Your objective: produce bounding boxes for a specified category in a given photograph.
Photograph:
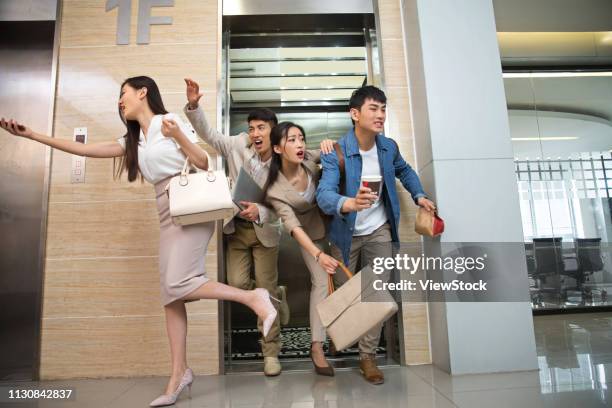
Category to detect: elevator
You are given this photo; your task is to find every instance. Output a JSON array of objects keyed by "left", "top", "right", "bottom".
[
  {"left": 0, "top": 18, "right": 57, "bottom": 381},
  {"left": 219, "top": 1, "right": 402, "bottom": 373}
]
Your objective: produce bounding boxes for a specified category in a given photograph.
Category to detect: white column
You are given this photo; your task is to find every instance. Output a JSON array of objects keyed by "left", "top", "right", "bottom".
[{"left": 400, "top": 0, "right": 538, "bottom": 374}]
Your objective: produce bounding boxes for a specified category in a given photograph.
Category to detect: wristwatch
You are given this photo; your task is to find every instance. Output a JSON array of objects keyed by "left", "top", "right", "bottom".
[{"left": 314, "top": 251, "right": 323, "bottom": 262}]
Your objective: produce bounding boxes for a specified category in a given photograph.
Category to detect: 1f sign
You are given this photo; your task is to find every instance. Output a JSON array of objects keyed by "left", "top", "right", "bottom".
[{"left": 106, "top": 0, "right": 174, "bottom": 45}]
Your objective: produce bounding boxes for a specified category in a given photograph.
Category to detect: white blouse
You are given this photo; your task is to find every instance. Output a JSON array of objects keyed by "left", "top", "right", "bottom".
[{"left": 117, "top": 113, "right": 199, "bottom": 184}]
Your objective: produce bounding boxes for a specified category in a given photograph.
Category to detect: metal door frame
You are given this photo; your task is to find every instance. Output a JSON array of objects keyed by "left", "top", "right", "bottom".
[{"left": 218, "top": 1, "right": 406, "bottom": 372}]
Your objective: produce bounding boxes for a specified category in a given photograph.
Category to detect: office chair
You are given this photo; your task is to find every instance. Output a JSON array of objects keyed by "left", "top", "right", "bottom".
[
  {"left": 575, "top": 238, "right": 607, "bottom": 302},
  {"left": 531, "top": 238, "right": 565, "bottom": 305}
]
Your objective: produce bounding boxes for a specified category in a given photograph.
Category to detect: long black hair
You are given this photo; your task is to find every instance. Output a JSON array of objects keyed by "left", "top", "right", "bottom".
[
  {"left": 113, "top": 76, "right": 168, "bottom": 182},
  {"left": 263, "top": 121, "right": 306, "bottom": 192}
]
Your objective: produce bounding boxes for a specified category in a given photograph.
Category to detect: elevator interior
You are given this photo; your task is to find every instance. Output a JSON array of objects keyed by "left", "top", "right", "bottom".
[{"left": 220, "top": 13, "right": 402, "bottom": 373}]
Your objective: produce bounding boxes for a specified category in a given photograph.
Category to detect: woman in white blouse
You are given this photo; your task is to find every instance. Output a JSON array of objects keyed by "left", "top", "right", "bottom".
[{"left": 0, "top": 76, "right": 278, "bottom": 407}]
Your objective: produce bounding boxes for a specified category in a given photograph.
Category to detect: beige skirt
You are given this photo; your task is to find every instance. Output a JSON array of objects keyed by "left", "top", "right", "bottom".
[{"left": 154, "top": 178, "right": 213, "bottom": 306}]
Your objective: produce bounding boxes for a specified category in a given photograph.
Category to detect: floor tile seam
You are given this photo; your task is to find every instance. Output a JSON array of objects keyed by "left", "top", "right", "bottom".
[
  {"left": 398, "top": 367, "right": 462, "bottom": 407},
  {"left": 100, "top": 380, "right": 139, "bottom": 408}
]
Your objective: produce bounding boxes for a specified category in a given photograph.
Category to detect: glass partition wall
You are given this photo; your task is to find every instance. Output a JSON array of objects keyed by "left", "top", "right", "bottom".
[{"left": 504, "top": 72, "right": 612, "bottom": 311}]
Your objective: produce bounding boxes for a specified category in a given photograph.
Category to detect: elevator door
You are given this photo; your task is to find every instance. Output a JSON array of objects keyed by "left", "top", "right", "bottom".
[
  {"left": 221, "top": 14, "right": 400, "bottom": 373},
  {"left": 0, "top": 21, "right": 56, "bottom": 381}
]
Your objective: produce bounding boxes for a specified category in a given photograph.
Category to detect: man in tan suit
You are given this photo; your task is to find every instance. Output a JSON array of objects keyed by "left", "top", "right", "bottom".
[{"left": 183, "top": 78, "right": 286, "bottom": 376}]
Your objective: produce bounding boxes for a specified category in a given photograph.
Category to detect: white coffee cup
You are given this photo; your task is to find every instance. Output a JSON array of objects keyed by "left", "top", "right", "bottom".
[{"left": 361, "top": 175, "right": 382, "bottom": 201}]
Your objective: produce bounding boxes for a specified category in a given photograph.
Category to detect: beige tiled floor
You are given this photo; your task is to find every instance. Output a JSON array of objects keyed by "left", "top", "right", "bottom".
[{"left": 4, "top": 312, "right": 612, "bottom": 407}]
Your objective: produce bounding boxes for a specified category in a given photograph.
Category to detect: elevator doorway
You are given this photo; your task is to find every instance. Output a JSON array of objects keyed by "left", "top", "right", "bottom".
[{"left": 220, "top": 12, "right": 401, "bottom": 373}]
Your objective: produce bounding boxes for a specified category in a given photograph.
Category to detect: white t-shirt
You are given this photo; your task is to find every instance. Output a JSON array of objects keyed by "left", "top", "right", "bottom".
[
  {"left": 117, "top": 113, "right": 199, "bottom": 184},
  {"left": 354, "top": 145, "right": 388, "bottom": 236}
]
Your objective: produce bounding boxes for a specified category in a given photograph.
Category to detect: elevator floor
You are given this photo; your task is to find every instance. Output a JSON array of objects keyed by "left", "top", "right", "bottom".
[{"left": 229, "top": 327, "right": 386, "bottom": 361}]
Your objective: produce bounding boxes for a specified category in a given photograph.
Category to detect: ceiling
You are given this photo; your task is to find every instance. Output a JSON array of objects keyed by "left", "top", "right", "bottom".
[
  {"left": 498, "top": 32, "right": 612, "bottom": 67},
  {"left": 504, "top": 73, "right": 612, "bottom": 121},
  {"left": 504, "top": 74, "right": 612, "bottom": 159}
]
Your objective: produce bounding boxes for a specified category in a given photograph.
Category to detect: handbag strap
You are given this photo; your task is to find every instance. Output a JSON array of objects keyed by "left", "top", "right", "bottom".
[
  {"left": 179, "top": 157, "right": 194, "bottom": 176},
  {"left": 180, "top": 149, "right": 214, "bottom": 176},
  {"left": 327, "top": 260, "right": 354, "bottom": 296},
  {"left": 179, "top": 151, "right": 215, "bottom": 184},
  {"left": 165, "top": 151, "right": 215, "bottom": 191}
]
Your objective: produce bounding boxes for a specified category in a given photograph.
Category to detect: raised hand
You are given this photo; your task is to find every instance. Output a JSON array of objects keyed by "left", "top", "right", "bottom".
[
  {"left": 184, "top": 78, "right": 203, "bottom": 110},
  {"left": 0, "top": 118, "right": 33, "bottom": 138}
]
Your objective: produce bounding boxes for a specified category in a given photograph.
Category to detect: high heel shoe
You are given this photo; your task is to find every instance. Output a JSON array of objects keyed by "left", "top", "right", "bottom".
[
  {"left": 254, "top": 288, "right": 279, "bottom": 338},
  {"left": 149, "top": 368, "right": 193, "bottom": 407},
  {"left": 310, "top": 343, "right": 335, "bottom": 377}
]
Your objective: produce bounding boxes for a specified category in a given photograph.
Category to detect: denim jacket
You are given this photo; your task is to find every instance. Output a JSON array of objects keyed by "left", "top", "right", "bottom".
[{"left": 315, "top": 128, "right": 427, "bottom": 265}]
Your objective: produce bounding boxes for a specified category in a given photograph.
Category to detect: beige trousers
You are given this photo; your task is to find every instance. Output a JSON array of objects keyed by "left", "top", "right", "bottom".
[
  {"left": 330, "top": 223, "right": 393, "bottom": 355},
  {"left": 225, "top": 220, "right": 281, "bottom": 357},
  {"left": 299, "top": 240, "right": 329, "bottom": 343}
]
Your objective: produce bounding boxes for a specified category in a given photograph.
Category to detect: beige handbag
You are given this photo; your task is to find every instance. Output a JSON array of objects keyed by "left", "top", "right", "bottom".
[
  {"left": 167, "top": 153, "right": 234, "bottom": 225},
  {"left": 316, "top": 261, "right": 398, "bottom": 351}
]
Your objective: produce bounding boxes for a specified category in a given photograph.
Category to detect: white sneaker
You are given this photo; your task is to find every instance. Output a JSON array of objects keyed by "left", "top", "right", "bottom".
[{"left": 263, "top": 357, "right": 282, "bottom": 376}]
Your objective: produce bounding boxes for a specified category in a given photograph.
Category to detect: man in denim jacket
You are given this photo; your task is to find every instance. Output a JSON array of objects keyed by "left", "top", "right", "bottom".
[{"left": 316, "top": 86, "right": 436, "bottom": 384}]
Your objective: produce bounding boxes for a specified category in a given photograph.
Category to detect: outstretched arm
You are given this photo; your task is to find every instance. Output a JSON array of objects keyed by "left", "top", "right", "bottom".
[
  {"left": 291, "top": 227, "right": 338, "bottom": 275},
  {"left": 1, "top": 118, "right": 124, "bottom": 158},
  {"left": 184, "top": 78, "right": 234, "bottom": 158},
  {"left": 393, "top": 145, "right": 436, "bottom": 211},
  {"left": 267, "top": 192, "right": 338, "bottom": 274}
]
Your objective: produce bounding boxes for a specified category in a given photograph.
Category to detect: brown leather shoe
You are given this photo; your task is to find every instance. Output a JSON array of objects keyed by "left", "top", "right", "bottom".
[{"left": 359, "top": 355, "right": 384, "bottom": 385}]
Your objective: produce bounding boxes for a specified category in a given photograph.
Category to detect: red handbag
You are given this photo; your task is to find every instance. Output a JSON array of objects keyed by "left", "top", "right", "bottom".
[{"left": 415, "top": 207, "right": 445, "bottom": 237}]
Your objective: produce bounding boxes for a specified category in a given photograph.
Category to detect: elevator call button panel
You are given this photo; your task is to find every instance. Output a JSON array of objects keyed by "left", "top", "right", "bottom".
[{"left": 71, "top": 127, "right": 87, "bottom": 183}]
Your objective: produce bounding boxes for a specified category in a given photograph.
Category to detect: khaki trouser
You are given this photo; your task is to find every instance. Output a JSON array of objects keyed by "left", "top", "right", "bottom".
[
  {"left": 330, "top": 223, "right": 393, "bottom": 356},
  {"left": 225, "top": 220, "right": 280, "bottom": 357},
  {"left": 299, "top": 240, "right": 328, "bottom": 343}
]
